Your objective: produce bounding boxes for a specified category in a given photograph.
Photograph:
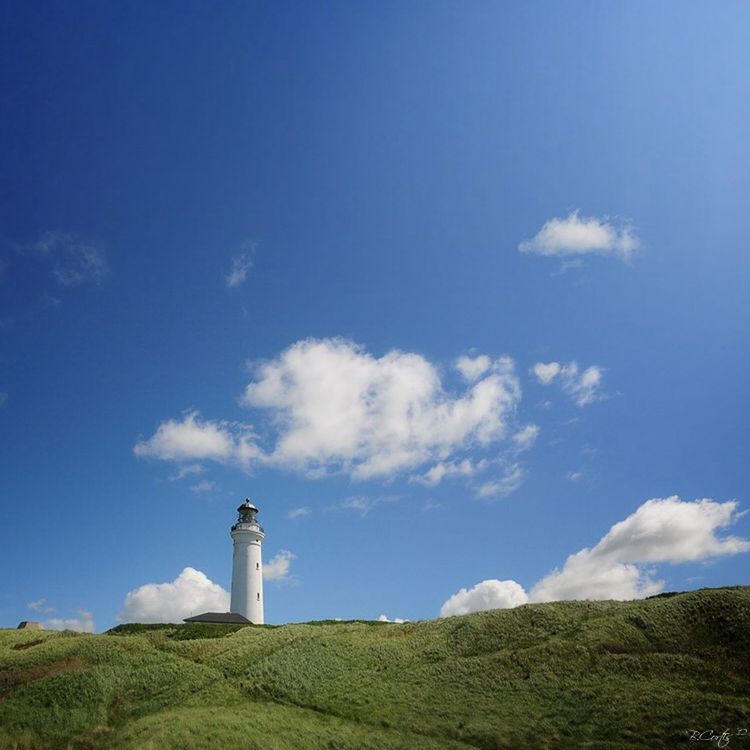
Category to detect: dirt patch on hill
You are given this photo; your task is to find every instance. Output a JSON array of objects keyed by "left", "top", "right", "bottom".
[
  {"left": 0, "top": 656, "right": 85, "bottom": 698},
  {"left": 11, "top": 639, "right": 45, "bottom": 651}
]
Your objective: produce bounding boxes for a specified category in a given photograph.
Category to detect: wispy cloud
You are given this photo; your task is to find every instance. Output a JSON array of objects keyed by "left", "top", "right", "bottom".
[
  {"left": 287, "top": 506, "right": 311, "bottom": 520},
  {"left": 168, "top": 463, "right": 205, "bottom": 481},
  {"left": 412, "top": 458, "right": 485, "bottom": 487},
  {"left": 27, "top": 598, "right": 55, "bottom": 614},
  {"left": 532, "top": 361, "right": 604, "bottom": 407},
  {"left": 226, "top": 243, "right": 255, "bottom": 288},
  {"left": 28, "top": 231, "right": 110, "bottom": 286},
  {"left": 519, "top": 211, "right": 638, "bottom": 260},
  {"left": 190, "top": 479, "right": 216, "bottom": 494},
  {"left": 333, "top": 495, "right": 400, "bottom": 517},
  {"left": 512, "top": 424, "right": 539, "bottom": 450},
  {"left": 475, "top": 463, "right": 525, "bottom": 499}
]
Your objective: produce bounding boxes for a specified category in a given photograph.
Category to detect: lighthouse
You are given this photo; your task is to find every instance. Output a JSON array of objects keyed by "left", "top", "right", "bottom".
[{"left": 230, "top": 499, "right": 265, "bottom": 624}]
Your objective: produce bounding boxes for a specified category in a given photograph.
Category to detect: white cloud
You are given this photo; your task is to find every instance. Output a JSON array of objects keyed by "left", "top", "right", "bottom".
[
  {"left": 439, "top": 497, "right": 750, "bottom": 616},
  {"left": 119, "top": 567, "right": 230, "bottom": 623},
  {"left": 377, "top": 614, "right": 408, "bottom": 623},
  {"left": 46, "top": 609, "right": 96, "bottom": 633},
  {"left": 226, "top": 251, "right": 253, "bottom": 288},
  {"left": 456, "top": 355, "right": 491, "bottom": 382},
  {"left": 567, "top": 471, "right": 583, "bottom": 482},
  {"left": 475, "top": 463, "right": 525, "bottom": 499},
  {"left": 134, "top": 411, "right": 259, "bottom": 467},
  {"left": 512, "top": 424, "right": 539, "bottom": 450},
  {"left": 168, "top": 464, "right": 205, "bottom": 481},
  {"left": 532, "top": 362, "right": 561, "bottom": 385},
  {"left": 263, "top": 550, "right": 295, "bottom": 582},
  {"left": 519, "top": 211, "right": 639, "bottom": 260},
  {"left": 242, "top": 339, "right": 521, "bottom": 480},
  {"left": 27, "top": 598, "right": 55, "bottom": 614},
  {"left": 334, "top": 495, "right": 400, "bottom": 517},
  {"left": 583, "top": 497, "right": 749, "bottom": 564},
  {"left": 563, "top": 364, "right": 603, "bottom": 406},
  {"left": 135, "top": 342, "right": 532, "bottom": 491},
  {"left": 29, "top": 231, "right": 110, "bottom": 286},
  {"left": 530, "top": 555, "right": 662, "bottom": 603},
  {"left": 532, "top": 361, "right": 603, "bottom": 406},
  {"left": 287, "top": 506, "right": 311, "bottom": 520},
  {"left": 440, "top": 580, "right": 529, "bottom": 617},
  {"left": 190, "top": 479, "right": 216, "bottom": 494},
  {"left": 120, "top": 555, "right": 296, "bottom": 624},
  {"left": 412, "top": 458, "right": 483, "bottom": 487}
]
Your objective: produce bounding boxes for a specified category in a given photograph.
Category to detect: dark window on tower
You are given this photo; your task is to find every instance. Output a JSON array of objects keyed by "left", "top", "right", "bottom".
[
  {"left": 257, "top": 593, "right": 260, "bottom": 601},
  {"left": 256, "top": 563, "right": 259, "bottom": 570}
]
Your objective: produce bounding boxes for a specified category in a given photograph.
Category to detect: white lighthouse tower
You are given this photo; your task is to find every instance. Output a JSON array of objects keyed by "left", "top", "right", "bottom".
[{"left": 230, "top": 499, "right": 265, "bottom": 624}]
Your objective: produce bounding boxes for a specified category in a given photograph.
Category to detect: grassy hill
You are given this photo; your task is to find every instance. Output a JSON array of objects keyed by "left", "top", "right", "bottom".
[{"left": 1, "top": 587, "right": 749, "bottom": 749}]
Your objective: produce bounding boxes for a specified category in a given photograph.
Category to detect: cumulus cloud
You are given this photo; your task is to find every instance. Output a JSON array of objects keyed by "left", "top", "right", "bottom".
[
  {"left": 119, "top": 567, "right": 230, "bottom": 623},
  {"left": 134, "top": 411, "right": 259, "bottom": 467},
  {"left": 519, "top": 211, "right": 639, "bottom": 260},
  {"left": 242, "top": 339, "right": 521, "bottom": 480},
  {"left": 378, "top": 614, "right": 409, "bottom": 623},
  {"left": 135, "top": 341, "right": 532, "bottom": 493},
  {"left": 226, "top": 251, "right": 253, "bottom": 288},
  {"left": 46, "top": 609, "right": 96, "bottom": 633},
  {"left": 532, "top": 361, "right": 603, "bottom": 406},
  {"left": 264, "top": 550, "right": 295, "bottom": 582},
  {"left": 119, "top": 555, "right": 296, "bottom": 623},
  {"left": 440, "top": 497, "right": 750, "bottom": 616},
  {"left": 440, "top": 580, "right": 529, "bottom": 617}
]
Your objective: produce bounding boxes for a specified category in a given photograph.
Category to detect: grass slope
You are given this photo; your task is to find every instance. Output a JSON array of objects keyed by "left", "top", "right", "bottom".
[{"left": 1, "top": 587, "right": 748, "bottom": 749}]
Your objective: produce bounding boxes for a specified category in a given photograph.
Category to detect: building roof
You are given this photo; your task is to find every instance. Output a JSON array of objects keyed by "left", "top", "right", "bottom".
[{"left": 183, "top": 612, "right": 253, "bottom": 624}]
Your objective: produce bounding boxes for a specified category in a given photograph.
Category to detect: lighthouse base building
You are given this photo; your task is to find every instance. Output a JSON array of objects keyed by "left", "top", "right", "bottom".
[{"left": 183, "top": 499, "right": 265, "bottom": 626}]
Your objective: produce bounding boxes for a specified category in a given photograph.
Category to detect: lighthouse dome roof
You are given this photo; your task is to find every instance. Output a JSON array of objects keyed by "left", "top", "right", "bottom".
[{"left": 237, "top": 499, "right": 258, "bottom": 512}]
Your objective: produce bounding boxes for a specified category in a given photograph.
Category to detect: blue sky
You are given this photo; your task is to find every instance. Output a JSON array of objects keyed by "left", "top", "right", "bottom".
[{"left": 2, "top": 1, "right": 749, "bottom": 631}]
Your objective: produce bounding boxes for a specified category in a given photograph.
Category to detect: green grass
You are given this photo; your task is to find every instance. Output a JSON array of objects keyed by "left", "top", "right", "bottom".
[{"left": 1, "top": 587, "right": 749, "bottom": 749}]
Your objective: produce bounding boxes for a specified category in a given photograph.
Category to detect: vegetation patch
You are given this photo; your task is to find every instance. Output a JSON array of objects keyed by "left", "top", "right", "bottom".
[{"left": 1, "top": 587, "right": 748, "bottom": 749}]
